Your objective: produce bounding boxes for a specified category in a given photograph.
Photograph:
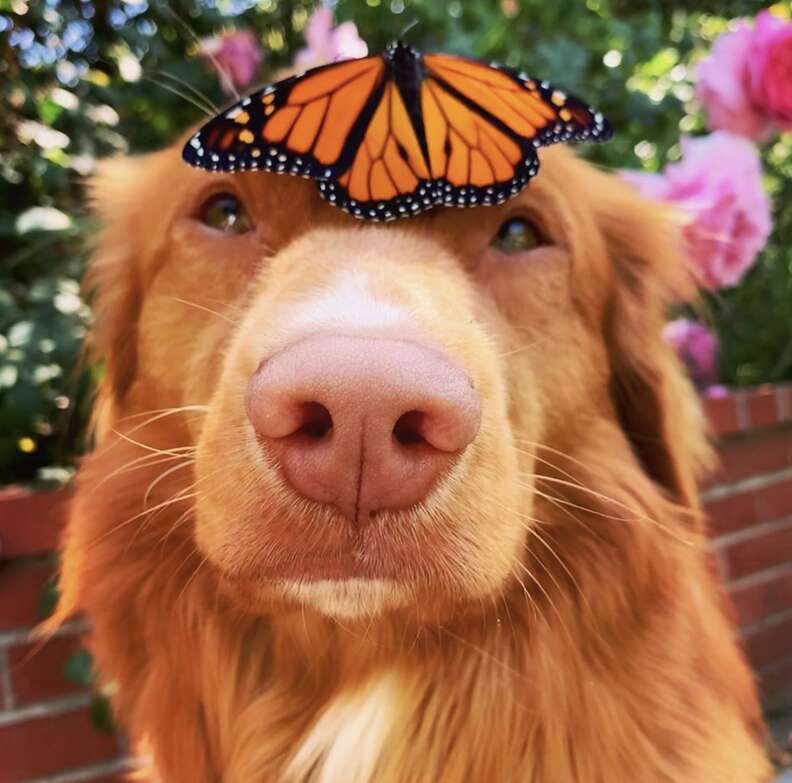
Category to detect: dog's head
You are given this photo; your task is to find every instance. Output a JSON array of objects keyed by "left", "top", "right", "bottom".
[{"left": 84, "top": 140, "right": 706, "bottom": 623}]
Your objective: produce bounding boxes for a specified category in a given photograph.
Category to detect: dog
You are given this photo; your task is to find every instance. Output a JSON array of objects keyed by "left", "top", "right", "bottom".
[{"left": 52, "top": 136, "right": 772, "bottom": 782}]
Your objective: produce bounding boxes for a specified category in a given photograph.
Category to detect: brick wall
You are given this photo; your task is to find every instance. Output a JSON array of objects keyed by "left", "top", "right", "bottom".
[
  {"left": 0, "top": 489, "right": 131, "bottom": 783},
  {"left": 705, "top": 384, "right": 792, "bottom": 711},
  {"left": 0, "top": 384, "right": 790, "bottom": 781}
]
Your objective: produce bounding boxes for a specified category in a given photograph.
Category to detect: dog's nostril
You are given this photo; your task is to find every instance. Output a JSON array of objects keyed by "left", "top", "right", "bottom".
[
  {"left": 296, "top": 402, "right": 333, "bottom": 439},
  {"left": 393, "top": 410, "right": 427, "bottom": 446}
]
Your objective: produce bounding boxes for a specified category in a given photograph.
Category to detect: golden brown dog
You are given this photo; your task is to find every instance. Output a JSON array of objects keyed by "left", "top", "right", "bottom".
[{"left": 53, "top": 138, "right": 772, "bottom": 782}]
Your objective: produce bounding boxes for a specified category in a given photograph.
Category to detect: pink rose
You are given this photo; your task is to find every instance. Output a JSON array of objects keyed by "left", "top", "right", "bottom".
[
  {"left": 622, "top": 132, "right": 772, "bottom": 290},
  {"left": 695, "top": 20, "right": 771, "bottom": 140},
  {"left": 696, "top": 10, "right": 792, "bottom": 139},
  {"left": 748, "top": 10, "right": 792, "bottom": 130},
  {"left": 663, "top": 319, "right": 718, "bottom": 391},
  {"left": 294, "top": 6, "right": 368, "bottom": 71},
  {"left": 200, "top": 30, "right": 264, "bottom": 94},
  {"left": 703, "top": 385, "right": 729, "bottom": 399}
]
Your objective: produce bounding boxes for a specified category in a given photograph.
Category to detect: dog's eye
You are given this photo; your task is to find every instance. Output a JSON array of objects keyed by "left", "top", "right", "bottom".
[
  {"left": 200, "top": 193, "right": 253, "bottom": 234},
  {"left": 491, "top": 217, "right": 543, "bottom": 253}
]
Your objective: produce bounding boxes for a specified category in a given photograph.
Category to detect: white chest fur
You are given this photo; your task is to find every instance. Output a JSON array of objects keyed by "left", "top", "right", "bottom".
[{"left": 285, "top": 671, "right": 401, "bottom": 783}]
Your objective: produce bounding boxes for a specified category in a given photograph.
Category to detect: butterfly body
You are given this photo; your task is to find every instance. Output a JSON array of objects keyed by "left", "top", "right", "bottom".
[
  {"left": 384, "top": 40, "right": 423, "bottom": 84},
  {"left": 184, "top": 41, "right": 612, "bottom": 221},
  {"left": 382, "top": 42, "right": 428, "bottom": 162}
]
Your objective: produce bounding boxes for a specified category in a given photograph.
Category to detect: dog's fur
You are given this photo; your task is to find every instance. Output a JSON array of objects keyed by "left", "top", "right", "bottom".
[{"left": 53, "top": 139, "right": 772, "bottom": 782}]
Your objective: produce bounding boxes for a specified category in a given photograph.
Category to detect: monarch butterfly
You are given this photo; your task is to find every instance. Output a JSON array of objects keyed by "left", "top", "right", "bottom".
[{"left": 183, "top": 41, "right": 612, "bottom": 221}]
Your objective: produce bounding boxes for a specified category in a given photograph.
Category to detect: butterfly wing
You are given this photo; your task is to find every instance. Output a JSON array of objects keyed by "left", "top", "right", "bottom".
[
  {"left": 319, "top": 79, "right": 437, "bottom": 220},
  {"left": 417, "top": 73, "right": 538, "bottom": 209},
  {"left": 415, "top": 53, "right": 611, "bottom": 206},
  {"left": 183, "top": 56, "right": 386, "bottom": 180},
  {"left": 423, "top": 53, "right": 612, "bottom": 148}
]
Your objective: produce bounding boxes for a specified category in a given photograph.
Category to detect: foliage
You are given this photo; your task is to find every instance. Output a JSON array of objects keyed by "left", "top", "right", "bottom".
[
  {"left": 1, "top": 0, "right": 791, "bottom": 484},
  {"left": 63, "top": 647, "right": 116, "bottom": 733},
  {"left": 37, "top": 570, "right": 61, "bottom": 619},
  {"left": 35, "top": 566, "right": 115, "bottom": 733}
]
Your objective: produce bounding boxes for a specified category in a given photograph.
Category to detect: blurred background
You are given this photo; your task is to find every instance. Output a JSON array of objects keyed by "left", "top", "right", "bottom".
[{"left": 0, "top": 1, "right": 791, "bottom": 781}]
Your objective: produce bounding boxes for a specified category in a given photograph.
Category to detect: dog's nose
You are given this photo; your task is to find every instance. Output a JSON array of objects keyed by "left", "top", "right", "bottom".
[{"left": 247, "top": 335, "right": 481, "bottom": 523}]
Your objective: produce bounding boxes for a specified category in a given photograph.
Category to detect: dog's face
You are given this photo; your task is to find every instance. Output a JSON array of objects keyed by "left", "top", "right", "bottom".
[{"left": 90, "top": 142, "right": 693, "bottom": 623}]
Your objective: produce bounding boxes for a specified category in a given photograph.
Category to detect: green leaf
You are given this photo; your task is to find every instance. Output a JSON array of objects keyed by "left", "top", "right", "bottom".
[
  {"left": 37, "top": 577, "right": 60, "bottom": 620},
  {"left": 37, "top": 98, "right": 63, "bottom": 126},
  {"left": 90, "top": 693, "right": 116, "bottom": 734},
  {"left": 636, "top": 46, "right": 679, "bottom": 78},
  {"left": 64, "top": 649, "right": 94, "bottom": 687}
]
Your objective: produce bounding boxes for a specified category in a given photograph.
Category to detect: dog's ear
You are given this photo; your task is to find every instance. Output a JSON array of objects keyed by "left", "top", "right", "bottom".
[
  {"left": 85, "top": 153, "right": 163, "bottom": 424},
  {"left": 594, "top": 174, "right": 713, "bottom": 512}
]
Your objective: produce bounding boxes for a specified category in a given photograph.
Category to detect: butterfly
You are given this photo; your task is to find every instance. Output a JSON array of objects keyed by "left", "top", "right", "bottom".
[{"left": 183, "top": 40, "right": 612, "bottom": 221}]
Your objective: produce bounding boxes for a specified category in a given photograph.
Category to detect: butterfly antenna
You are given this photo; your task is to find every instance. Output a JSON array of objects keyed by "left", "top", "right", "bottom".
[
  {"left": 142, "top": 75, "right": 216, "bottom": 118},
  {"left": 156, "top": 70, "right": 220, "bottom": 114},
  {"left": 156, "top": 1, "right": 241, "bottom": 100},
  {"left": 399, "top": 18, "right": 419, "bottom": 39}
]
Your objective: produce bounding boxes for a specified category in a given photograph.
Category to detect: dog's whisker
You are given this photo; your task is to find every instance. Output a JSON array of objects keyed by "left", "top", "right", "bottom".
[
  {"left": 518, "top": 477, "right": 644, "bottom": 524},
  {"left": 523, "top": 525, "right": 588, "bottom": 610},
  {"left": 515, "top": 463, "right": 651, "bottom": 521},
  {"left": 159, "top": 3, "right": 240, "bottom": 100},
  {"left": 90, "top": 450, "right": 195, "bottom": 493},
  {"left": 142, "top": 74, "right": 216, "bottom": 118},
  {"left": 107, "top": 456, "right": 235, "bottom": 555},
  {"left": 525, "top": 485, "right": 601, "bottom": 541},
  {"left": 519, "top": 518, "right": 589, "bottom": 610},
  {"left": 513, "top": 443, "right": 600, "bottom": 492},
  {"left": 482, "top": 492, "right": 590, "bottom": 612},
  {"left": 438, "top": 625, "right": 533, "bottom": 695},
  {"left": 512, "top": 438, "right": 604, "bottom": 479},
  {"left": 84, "top": 487, "right": 199, "bottom": 552},
  {"left": 516, "top": 477, "right": 695, "bottom": 545},
  {"left": 497, "top": 334, "right": 552, "bottom": 358},
  {"left": 510, "top": 566, "right": 540, "bottom": 624},
  {"left": 143, "top": 459, "right": 196, "bottom": 509},
  {"left": 144, "top": 465, "right": 254, "bottom": 547},
  {"left": 155, "top": 69, "right": 219, "bottom": 114},
  {"left": 157, "top": 506, "right": 197, "bottom": 554},
  {"left": 511, "top": 441, "right": 648, "bottom": 520},
  {"left": 175, "top": 554, "right": 210, "bottom": 606},
  {"left": 116, "top": 405, "right": 209, "bottom": 427},
  {"left": 110, "top": 428, "right": 196, "bottom": 458},
  {"left": 515, "top": 561, "right": 577, "bottom": 651},
  {"left": 525, "top": 477, "right": 688, "bottom": 542},
  {"left": 165, "top": 296, "right": 239, "bottom": 324}
]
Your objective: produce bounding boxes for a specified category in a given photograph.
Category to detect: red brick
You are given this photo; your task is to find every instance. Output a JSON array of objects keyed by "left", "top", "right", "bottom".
[
  {"left": 729, "top": 567, "right": 792, "bottom": 628},
  {"left": 7, "top": 634, "right": 87, "bottom": 705},
  {"left": 756, "top": 477, "right": 792, "bottom": 522},
  {"left": 0, "top": 487, "right": 70, "bottom": 558},
  {"left": 743, "top": 613, "right": 792, "bottom": 669},
  {"left": 0, "top": 706, "right": 119, "bottom": 780},
  {"left": 712, "top": 432, "right": 792, "bottom": 486},
  {"left": 745, "top": 386, "right": 779, "bottom": 430},
  {"left": 0, "top": 557, "right": 56, "bottom": 631},
  {"left": 722, "top": 520, "right": 792, "bottom": 581},
  {"left": 0, "top": 654, "right": 8, "bottom": 709},
  {"left": 705, "top": 394, "right": 740, "bottom": 437},
  {"left": 705, "top": 489, "right": 757, "bottom": 536},
  {"left": 758, "top": 657, "right": 792, "bottom": 708},
  {"left": 777, "top": 385, "right": 791, "bottom": 423}
]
